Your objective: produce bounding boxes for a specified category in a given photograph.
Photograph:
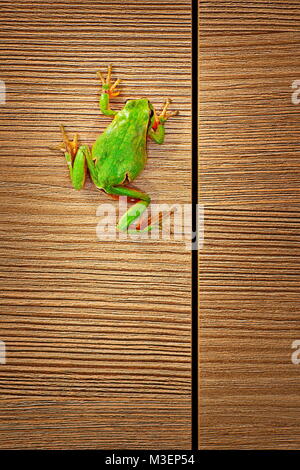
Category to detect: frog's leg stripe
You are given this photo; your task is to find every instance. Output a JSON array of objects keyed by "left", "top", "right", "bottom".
[
  {"left": 83, "top": 145, "right": 98, "bottom": 185},
  {"left": 106, "top": 185, "right": 151, "bottom": 232},
  {"left": 108, "top": 185, "right": 150, "bottom": 203}
]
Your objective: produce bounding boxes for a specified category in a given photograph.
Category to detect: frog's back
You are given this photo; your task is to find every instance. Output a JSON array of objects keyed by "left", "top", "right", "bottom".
[{"left": 92, "top": 99, "right": 150, "bottom": 189}]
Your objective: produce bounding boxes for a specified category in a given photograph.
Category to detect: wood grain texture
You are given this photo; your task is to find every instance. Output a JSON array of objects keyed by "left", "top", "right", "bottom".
[
  {"left": 200, "top": 1, "right": 300, "bottom": 449},
  {"left": 0, "top": 0, "right": 191, "bottom": 449}
]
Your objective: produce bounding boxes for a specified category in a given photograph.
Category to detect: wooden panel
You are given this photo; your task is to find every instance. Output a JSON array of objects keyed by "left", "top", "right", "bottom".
[
  {"left": 200, "top": 1, "right": 300, "bottom": 449},
  {"left": 0, "top": 0, "right": 192, "bottom": 449}
]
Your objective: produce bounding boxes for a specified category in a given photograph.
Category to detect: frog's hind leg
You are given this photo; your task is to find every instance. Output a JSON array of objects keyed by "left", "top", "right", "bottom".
[
  {"left": 105, "top": 185, "right": 153, "bottom": 232},
  {"left": 59, "top": 125, "right": 95, "bottom": 190}
]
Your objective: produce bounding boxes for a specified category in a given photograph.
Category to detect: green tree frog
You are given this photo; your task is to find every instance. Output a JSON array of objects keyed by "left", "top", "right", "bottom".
[{"left": 59, "top": 65, "right": 178, "bottom": 231}]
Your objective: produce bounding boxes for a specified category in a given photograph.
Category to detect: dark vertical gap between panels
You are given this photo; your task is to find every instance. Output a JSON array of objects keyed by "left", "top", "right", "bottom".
[{"left": 191, "top": 0, "right": 199, "bottom": 451}]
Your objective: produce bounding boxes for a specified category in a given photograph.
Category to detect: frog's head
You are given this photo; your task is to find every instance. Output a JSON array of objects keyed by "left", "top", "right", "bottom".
[{"left": 124, "top": 98, "right": 155, "bottom": 128}]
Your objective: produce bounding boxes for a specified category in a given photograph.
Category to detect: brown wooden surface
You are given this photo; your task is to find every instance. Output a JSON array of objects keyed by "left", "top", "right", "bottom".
[
  {"left": 200, "top": 1, "right": 300, "bottom": 449},
  {"left": 0, "top": 0, "right": 191, "bottom": 449}
]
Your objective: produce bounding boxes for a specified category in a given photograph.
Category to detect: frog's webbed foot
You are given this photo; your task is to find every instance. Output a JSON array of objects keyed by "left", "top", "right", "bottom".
[
  {"left": 58, "top": 125, "right": 93, "bottom": 190},
  {"left": 153, "top": 98, "right": 178, "bottom": 129},
  {"left": 97, "top": 64, "right": 121, "bottom": 98},
  {"left": 58, "top": 124, "right": 79, "bottom": 159}
]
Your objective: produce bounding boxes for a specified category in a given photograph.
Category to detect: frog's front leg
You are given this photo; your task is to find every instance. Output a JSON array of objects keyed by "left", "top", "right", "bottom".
[
  {"left": 97, "top": 64, "right": 121, "bottom": 117},
  {"left": 59, "top": 125, "right": 93, "bottom": 190},
  {"left": 148, "top": 124, "right": 165, "bottom": 144},
  {"left": 148, "top": 98, "right": 178, "bottom": 144}
]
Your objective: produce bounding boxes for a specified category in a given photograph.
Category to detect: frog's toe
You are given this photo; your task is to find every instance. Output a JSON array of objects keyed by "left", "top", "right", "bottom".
[
  {"left": 158, "top": 99, "right": 178, "bottom": 122},
  {"left": 109, "top": 78, "right": 121, "bottom": 97}
]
